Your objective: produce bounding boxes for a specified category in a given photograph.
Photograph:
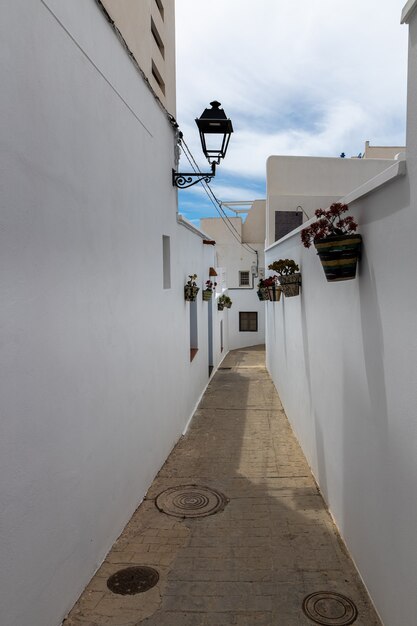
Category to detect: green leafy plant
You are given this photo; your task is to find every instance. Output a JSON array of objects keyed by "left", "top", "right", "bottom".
[
  {"left": 186, "top": 274, "right": 198, "bottom": 287},
  {"left": 218, "top": 294, "right": 232, "bottom": 309},
  {"left": 268, "top": 259, "right": 300, "bottom": 275},
  {"left": 267, "top": 260, "right": 301, "bottom": 297}
]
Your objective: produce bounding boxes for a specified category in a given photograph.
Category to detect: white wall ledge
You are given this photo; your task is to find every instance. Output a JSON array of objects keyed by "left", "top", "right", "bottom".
[
  {"left": 401, "top": 0, "right": 417, "bottom": 23},
  {"left": 265, "top": 159, "right": 407, "bottom": 252},
  {"left": 177, "top": 214, "right": 211, "bottom": 239}
]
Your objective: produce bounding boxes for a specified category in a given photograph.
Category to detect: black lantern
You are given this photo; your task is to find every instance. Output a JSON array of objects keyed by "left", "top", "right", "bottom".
[
  {"left": 195, "top": 101, "right": 233, "bottom": 165},
  {"left": 173, "top": 101, "right": 233, "bottom": 189}
]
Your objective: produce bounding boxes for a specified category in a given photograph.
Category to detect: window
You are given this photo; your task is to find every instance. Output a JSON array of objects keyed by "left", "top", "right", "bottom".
[
  {"left": 151, "top": 18, "right": 165, "bottom": 58},
  {"left": 162, "top": 235, "right": 170, "bottom": 289},
  {"left": 151, "top": 60, "right": 165, "bottom": 95},
  {"left": 154, "top": 0, "right": 164, "bottom": 20},
  {"left": 275, "top": 210, "right": 303, "bottom": 241},
  {"left": 239, "top": 271, "right": 250, "bottom": 286},
  {"left": 239, "top": 312, "right": 258, "bottom": 332}
]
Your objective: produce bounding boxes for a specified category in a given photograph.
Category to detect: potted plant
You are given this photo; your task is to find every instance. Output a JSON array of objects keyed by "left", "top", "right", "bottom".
[
  {"left": 202, "top": 279, "right": 217, "bottom": 301},
  {"left": 268, "top": 259, "right": 301, "bottom": 297},
  {"left": 301, "top": 203, "right": 362, "bottom": 282},
  {"left": 217, "top": 294, "right": 232, "bottom": 310},
  {"left": 263, "top": 275, "right": 282, "bottom": 302},
  {"left": 257, "top": 278, "right": 270, "bottom": 301},
  {"left": 184, "top": 274, "right": 199, "bottom": 301}
]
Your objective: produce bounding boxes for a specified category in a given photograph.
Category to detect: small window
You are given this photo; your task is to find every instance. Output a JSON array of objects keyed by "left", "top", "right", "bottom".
[
  {"left": 151, "top": 60, "right": 165, "bottom": 95},
  {"left": 151, "top": 18, "right": 165, "bottom": 58},
  {"left": 162, "top": 235, "right": 170, "bottom": 289},
  {"left": 190, "top": 301, "right": 198, "bottom": 361},
  {"left": 239, "top": 312, "right": 258, "bottom": 332},
  {"left": 239, "top": 271, "right": 250, "bottom": 286},
  {"left": 275, "top": 210, "right": 303, "bottom": 241},
  {"left": 155, "top": 0, "right": 164, "bottom": 20},
  {"left": 220, "top": 320, "right": 224, "bottom": 353}
]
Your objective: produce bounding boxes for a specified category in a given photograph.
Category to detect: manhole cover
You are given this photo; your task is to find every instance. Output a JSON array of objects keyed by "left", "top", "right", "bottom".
[
  {"left": 156, "top": 484, "right": 228, "bottom": 518},
  {"left": 302, "top": 591, "right": 358, "bottom": 625},
  {"left": 107, "top": 566, "right": 159, "bottom": 595}
]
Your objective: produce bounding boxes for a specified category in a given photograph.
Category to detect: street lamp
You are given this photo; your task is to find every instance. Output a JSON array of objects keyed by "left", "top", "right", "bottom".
[{"left": 173, "top": 101, "right": 233, "bottom": 189}]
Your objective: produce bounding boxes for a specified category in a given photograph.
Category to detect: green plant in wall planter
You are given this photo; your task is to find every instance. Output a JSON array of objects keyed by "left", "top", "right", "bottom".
[
  {"left": 268, "top": 259, "right": 301, "bottom": 297},
  {"left": 301, "top": 203, "right": 362, "bottom": 282},
  {"left": 184, "top": 274, "right": 199, "bottom": 301},
  {"left": 202, "top": 279, "right": 217, "bottom": 301},
  {"left": 217, "top": 294, "right": 232, "bottom": 311}
]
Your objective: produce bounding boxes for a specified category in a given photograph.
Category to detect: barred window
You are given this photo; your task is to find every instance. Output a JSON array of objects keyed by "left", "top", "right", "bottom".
[
  {"left": 239, "top": 271, "right": 250, "bottom": 286},
  {"left": 239, "top": 312, "right": 258, "bottom": 332}
]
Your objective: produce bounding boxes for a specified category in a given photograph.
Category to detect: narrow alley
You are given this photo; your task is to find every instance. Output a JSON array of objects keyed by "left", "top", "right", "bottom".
[{"left": 64, "top": 346, "right": 381, "bottom": 626}]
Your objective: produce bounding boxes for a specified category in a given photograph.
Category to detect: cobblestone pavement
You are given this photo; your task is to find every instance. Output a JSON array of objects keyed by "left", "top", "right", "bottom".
[{"left": 64, "top": 345, "right": 382, "bottom": 626}]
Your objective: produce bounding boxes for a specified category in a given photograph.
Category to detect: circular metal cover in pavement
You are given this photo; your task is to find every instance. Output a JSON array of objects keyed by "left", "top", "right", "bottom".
[
  {"left": 155, "top": 484, "right": 228, "bottom": 518},
  {"left": 302, "top": 591, "right": 358, "bottom": 625},
  {"left": 106, "top": 566, "right": 159, "bottom": 595}
]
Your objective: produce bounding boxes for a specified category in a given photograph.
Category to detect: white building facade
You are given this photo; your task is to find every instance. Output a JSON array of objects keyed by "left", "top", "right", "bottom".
[
  {"left": 201, "top": 200, "right": 266, "bottom": 350},
  {"left": 0, "top": 2, "right": 227, "bottom": 625}
]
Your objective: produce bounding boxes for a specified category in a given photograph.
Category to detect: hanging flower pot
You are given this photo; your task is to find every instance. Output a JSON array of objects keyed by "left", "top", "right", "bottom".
[
  {"left": 257, "top": 287, "right": 270, "bottom": 301},
  {"left": 268, "top": 260, "right": 301, "bottom": 298},
  {"left": 267, "top": 284, "right": 282, "bottom": 301},
  {"left": 184, "top": 275, "right": 199, "bottom": 301},
  {"left": 301, "top": 203, "right": 362, "bottom": 282},
  {"left": 279, "top": 273, "right": 301, "bottom": 297},
  {"left": 203, "top": 278, "right": 216, "bottom": 302},
  {"left": 185, "top": 286, "right": 199, "bottom": 301},
  {"left": 218, "top": 295, "right": 232, "bottom": 310},
  {"left": 314, "top": 234, "right": 362, "bottom": 282}
]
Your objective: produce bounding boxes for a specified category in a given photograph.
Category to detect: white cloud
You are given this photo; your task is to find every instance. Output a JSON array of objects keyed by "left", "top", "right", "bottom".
[{"left": 175, "top": 0, "right": 407, "bottom": 179}]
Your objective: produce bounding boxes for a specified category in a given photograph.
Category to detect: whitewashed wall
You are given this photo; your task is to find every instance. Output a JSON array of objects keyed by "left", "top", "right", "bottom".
[
  {"left": 265, "top": 157, "right": 417, "bottom": 625},
  {"left": 201, "top": 206, "right": 266, "bottom": 350},
  {"left": 0, "top": 2, "right": 226, "bottom": 626},
  {"left": 227, "top": 287, "right": 266, "bottom": 350}
]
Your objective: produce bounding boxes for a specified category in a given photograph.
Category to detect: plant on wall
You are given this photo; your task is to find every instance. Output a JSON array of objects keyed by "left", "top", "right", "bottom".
[
  {"left": 301, "top": 203, "right": 362, "bottom": 282},
  {"left": 268, "top": 259, "right": 301, "bottom": 297},
  {"left": 257, "top": 278, "right": 270, "bottom": 301},
  {"left": 202, "top": 279, "right": 217, "bottom": 301},
  {"left": 217, "top": 294, "right": 232, "bottom": 310},
  {"left": 184, "top": 274, "right": 199, "bottom": 301},
  {"left": 258, "top": 275, "right": 281, "bottom": 302}
]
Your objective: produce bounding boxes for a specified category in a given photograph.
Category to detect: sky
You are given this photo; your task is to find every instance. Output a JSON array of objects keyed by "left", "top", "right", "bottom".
[{"left": 174, "top": 0, "right": 408, "bottom": 225}]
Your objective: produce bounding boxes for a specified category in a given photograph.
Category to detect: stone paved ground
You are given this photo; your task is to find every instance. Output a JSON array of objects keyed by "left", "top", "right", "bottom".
[{"left": 64, "top": 345, "right": 382, "bottom": 626}]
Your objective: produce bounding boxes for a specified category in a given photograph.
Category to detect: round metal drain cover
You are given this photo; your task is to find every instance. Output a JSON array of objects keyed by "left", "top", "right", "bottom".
[
  {"left": 107, "top": 566, "right": 159, "bottom": 595},
  {"left": 302, "top": 591, "right": 358, "bottom": 625},
  {"left": 156, "top": 484, "right": 228, "bottom": 518}
]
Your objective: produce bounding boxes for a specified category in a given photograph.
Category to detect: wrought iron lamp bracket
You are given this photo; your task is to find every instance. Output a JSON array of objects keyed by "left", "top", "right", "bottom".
[{"left": 172, "top": 163, "right": 216, "bottom": 189}]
